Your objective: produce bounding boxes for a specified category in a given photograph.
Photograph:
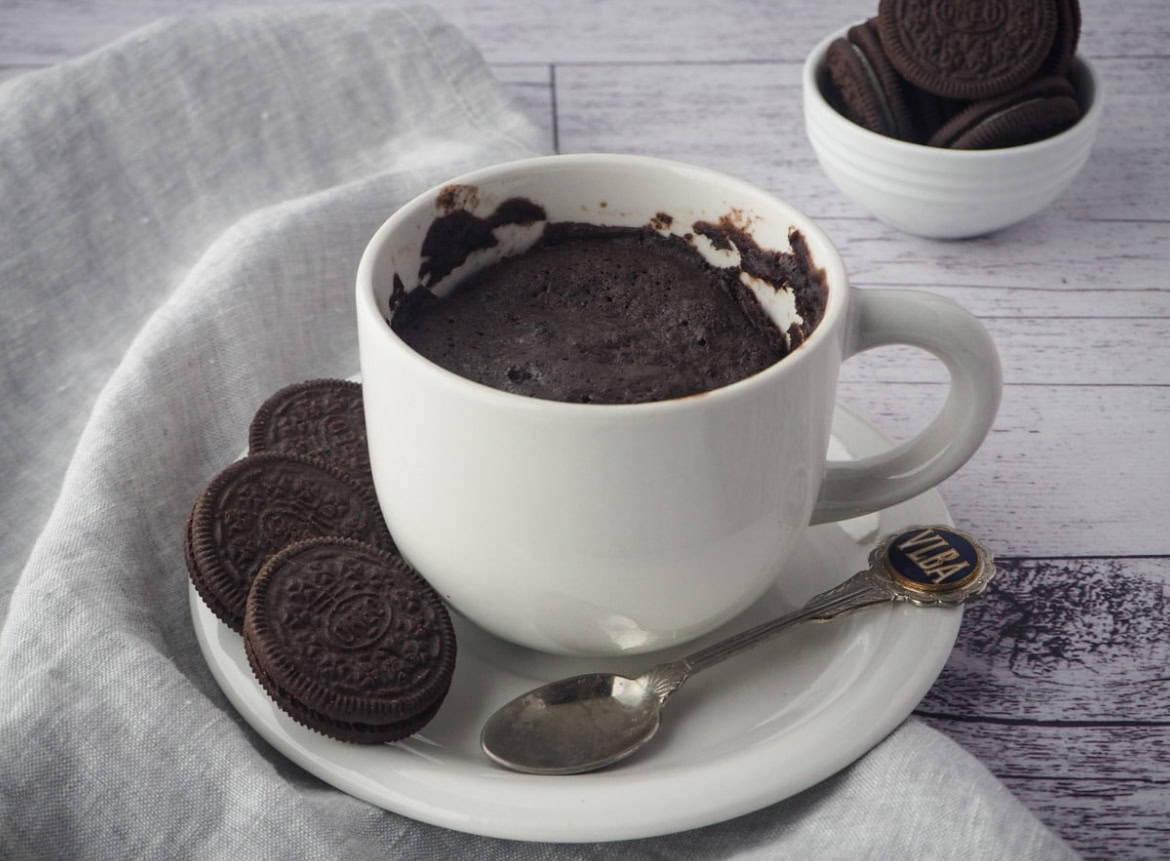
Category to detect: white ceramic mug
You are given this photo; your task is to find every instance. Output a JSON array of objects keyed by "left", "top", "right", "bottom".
[{"left": 355, "top": 154, "right": 1001, "bottom": 656}]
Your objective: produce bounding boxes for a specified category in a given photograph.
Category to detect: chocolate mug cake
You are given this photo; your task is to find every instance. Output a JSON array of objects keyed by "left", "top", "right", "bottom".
[{"left": 389, "top": 199, "right": 828, "bottom": 405}]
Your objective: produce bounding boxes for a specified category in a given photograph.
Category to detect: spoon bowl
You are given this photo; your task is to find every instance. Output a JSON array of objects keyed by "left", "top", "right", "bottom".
[{"left": 481, "top": 673, "right": 663, "bottom": 775}]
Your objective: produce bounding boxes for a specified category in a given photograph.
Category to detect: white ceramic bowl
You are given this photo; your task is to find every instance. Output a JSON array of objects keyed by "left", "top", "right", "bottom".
[{"left": 802, "top": 26, "right": 1103, "bottom": 239}]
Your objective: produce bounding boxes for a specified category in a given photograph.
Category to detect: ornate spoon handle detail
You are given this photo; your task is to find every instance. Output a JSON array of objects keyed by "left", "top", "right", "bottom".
[{"left": 639, "top": 525, "right": 995, "bottom": 700}]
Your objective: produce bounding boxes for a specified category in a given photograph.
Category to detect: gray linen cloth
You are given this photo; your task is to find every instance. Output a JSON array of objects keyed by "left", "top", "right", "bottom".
[{"left": 0, "top": 7, "right": 1077, "bottom": 859}]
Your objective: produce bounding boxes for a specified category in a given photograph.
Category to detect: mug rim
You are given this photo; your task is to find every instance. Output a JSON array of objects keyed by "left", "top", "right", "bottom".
[{"left": 355, "top": 153, "right": 849, "bottom": 414}]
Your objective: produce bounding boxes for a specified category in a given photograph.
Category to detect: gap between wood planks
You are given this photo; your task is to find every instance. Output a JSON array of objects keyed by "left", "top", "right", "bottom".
[{"left": 915, "top": 711, "right": 1170, "bottom": 729}]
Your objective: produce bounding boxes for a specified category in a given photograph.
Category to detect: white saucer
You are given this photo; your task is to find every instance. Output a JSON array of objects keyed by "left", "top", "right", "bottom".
[{"left": 190, "top": 403, "right": 960, "bottom": 842}]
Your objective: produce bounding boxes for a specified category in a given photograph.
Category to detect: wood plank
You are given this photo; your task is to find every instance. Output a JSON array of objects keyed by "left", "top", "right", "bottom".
[
  {"left": 920, "top": 557, "right": 1170, "bottom": 721},
  {"left": 432, "top": 0, "right": 879, "bottom": 63},
  {"left": 0, "top": 0, "right": 868, "bottom": 65},
  {"left": 1060, "top": 55, "right": 1170, "bottom": 224},
  {"left": 489, "top": 63, "right": 555, "bottom": 151},
  {"left": 832, "top": 382, "right": 1170, "bottom": 557},
  {"left": 6, "top": 8, "right": 1165, "bottom": 223},
  {"left": 919, "top": 553, "right": 1170, "bottom": 858},
  {"left": 914, "top": 719, "right": 1170, "bottom": 861},
  {"left": 1008, "top": 775, "right": 1170, "bottom": 861},
  {"left": 553, "top": 59, "right": 832, "bottom": 213},
  {"left": 3, "top": 0, "right": 1166, "bottom": 66},
  {"left": 932, "top": 724, "right": 1170, "bottom": 784},
  {"left": 857, "top": 283, "right": 1170, "bottom": 322},
  {"left": 819, "top": 217, "right": 1170, "bottom": 319},
  {"left": 838, "top": 315, "right": 1170, "bottom": 386},
  {"left": 554, "top": 56, "right": 1170, "bottom": 224}
]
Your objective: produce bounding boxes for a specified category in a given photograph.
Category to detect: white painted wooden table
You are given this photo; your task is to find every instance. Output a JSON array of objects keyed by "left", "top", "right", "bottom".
[{"left": 5, "top": 2, "right": 1166, "bottom": 857}]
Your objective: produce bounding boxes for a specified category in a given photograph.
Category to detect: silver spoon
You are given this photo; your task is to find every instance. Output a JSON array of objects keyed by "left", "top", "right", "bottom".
[{"left": 481, "top": 525, "right": 993, "bottom": 775}]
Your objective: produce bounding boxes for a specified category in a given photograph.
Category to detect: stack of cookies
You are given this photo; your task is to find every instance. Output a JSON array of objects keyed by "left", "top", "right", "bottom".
[
  {"left": 824, "top": 0, "right": 1083, "bottom": 148},
  {"left": 185, "top": 379, "right": 456, "bottom": 743}
]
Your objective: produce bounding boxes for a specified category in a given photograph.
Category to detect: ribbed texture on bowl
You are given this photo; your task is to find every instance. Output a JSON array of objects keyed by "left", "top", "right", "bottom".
[{"left": 802, "top": 27, "right": 1102, "bottom": 239}]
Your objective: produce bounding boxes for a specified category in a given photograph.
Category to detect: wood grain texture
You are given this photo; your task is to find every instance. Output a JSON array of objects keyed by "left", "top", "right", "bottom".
[
  {"left": 490, "top": 63, "right": 555, "bottom": 150},
  {"left": 4, "top": 0, "right": 1168, "bottom": 64},
  {"left": 915, "top": 553, "right": 1170, "bottom": 859},
  {"left": 914, "top": 720, "right": 1170, "bottom": 860},
  {"left": 3, "top": 0, "right": 1167, "bottom": 857},
  {"left": 822, "top": 217, "right": 1170, "bottom": 317},
  {"left": 921, "top": 557, "right": 1170, "bottom": 721},
  {"left": 555, "top": 56, "right": 1170, "bottom": 223},
  {"left": 838, "top": 316, "right": 1170, "bottom": 385},
  {"left": 835, "top": 382, "right": 1170, "bottom": 557}
]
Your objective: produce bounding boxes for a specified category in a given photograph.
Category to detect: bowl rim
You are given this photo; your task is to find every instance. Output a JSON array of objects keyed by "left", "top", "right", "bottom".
[{"left": 802, "top": 24, "right": 1104, "bottom": 159}]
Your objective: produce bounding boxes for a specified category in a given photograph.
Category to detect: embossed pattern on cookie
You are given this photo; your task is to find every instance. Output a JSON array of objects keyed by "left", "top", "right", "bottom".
[
  {"left": 244, "top": 538, "right": 456, "bottom": 743},
  {"left": 188, "top": 453, "right": 393, "bottom": 633},
  {"left": 877, "top": 0, "right": 1058, "bottom": 100},
  {"left": 248, "top": 379, "right": 371, "bottom": 483}
]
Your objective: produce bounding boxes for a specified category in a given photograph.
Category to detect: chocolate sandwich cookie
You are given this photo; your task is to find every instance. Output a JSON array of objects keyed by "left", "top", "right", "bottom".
[
  {"left": 243, "top": 538, "right": 456, "bottom": 743},
  {"left": 188, "top": 452, "right": 393, "bottom": 632},
  {"left": 825, "top": 19, "right": 917, "bottom": 141},
  {"left": 877, "top": 0, "right": 1059, "bottom": 101},
  {"left": 1043, "top": 0, "right": 1081, "bottom": 77},
  {"left": 927, "top": 75, "right": 1081, "bottom": 149},
  {"left": 248, "top": 379, "right": 371, "bottom": 484},
  {"left": 183, "top": 501, "right": 199, "bottom": 581}
]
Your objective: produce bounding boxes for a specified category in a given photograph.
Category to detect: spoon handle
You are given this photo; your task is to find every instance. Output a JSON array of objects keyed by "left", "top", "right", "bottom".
[
  {"left": 680, "top": 568, "right": 892, "bottom": 674},
  {"left": 679, "top": 524, "right": 994, "bottom": 675}
]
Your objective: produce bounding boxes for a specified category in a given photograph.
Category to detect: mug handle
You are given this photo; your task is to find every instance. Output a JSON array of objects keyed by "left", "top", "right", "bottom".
[{"left": 810, "top": 288, "right": 1002, "bottom": 524}]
